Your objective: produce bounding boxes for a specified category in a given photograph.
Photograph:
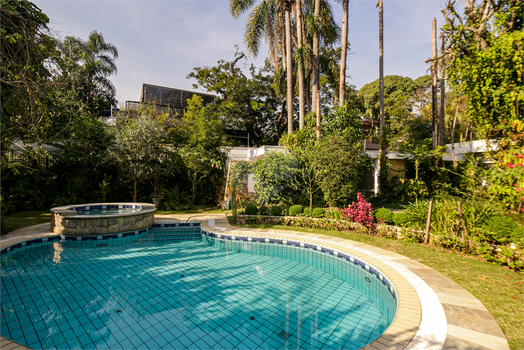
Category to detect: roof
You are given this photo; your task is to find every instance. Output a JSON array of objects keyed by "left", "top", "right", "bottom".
[{"left": 140, "top": 84, "right": 215, "bottom": 109}]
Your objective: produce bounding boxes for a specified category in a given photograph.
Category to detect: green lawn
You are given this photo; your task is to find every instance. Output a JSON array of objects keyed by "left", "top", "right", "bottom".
[
  {"left": 2, "top": 210, "right": 52, "bottom": 235},
  {"left": 233, "top": 222, "right": 524, "bottom": 350}
]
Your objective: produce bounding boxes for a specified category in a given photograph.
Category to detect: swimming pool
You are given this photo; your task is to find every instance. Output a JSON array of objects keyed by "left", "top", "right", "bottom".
[{"left": 0, "top": 224, "right": 397, "bottom": 350}]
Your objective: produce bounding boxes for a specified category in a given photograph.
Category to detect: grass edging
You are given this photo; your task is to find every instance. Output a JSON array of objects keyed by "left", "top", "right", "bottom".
[{"left": 232, "top": 222, "right": 524, "bottom": 350}]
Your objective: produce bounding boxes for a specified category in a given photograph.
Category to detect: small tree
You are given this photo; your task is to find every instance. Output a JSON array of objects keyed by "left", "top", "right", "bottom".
[
  {"left": 177, "top": 95, "right": 225, "bottom": 205},
  {"left": 312, "top": 132, "right": 373, "bottom": 207},
  {"left": 107, "top": 111, "right": 167, "bottom": 202},
  {"left": 252, "top": 151, "right": 297, "bottom": 204},
  {"left": 227, "top": 160, "right": 249, "bottom": 221}
]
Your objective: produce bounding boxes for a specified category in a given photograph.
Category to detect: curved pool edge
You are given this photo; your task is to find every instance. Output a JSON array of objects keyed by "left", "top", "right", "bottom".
[
  {"left": 0, "top": 215, "right": 511, "bottom": 350},
  {"left": 202, "top": 219, "right": 424, "bottom": 350}
]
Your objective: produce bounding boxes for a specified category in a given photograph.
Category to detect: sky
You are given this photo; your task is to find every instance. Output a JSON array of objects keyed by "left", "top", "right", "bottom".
[{"left": 34, "top": 0, "right": 450, "bottom": 108}]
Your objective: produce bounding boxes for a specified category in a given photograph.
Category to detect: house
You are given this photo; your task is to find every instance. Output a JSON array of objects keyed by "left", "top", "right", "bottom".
[{"left": 125, "top": 83, "right": 216, "bottom": 116}]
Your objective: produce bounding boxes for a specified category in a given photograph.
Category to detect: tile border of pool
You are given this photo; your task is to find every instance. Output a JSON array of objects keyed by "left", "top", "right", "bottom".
[
  {"left": 0, "top": 215, "right": 511, "bottom": 350},
  {"left": 202, "top": 219, "right": 433, "bottom": 350}
]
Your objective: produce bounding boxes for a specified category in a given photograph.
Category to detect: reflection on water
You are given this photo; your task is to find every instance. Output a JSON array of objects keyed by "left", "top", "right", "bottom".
[{"left": 52, "top": 242, "right": 63, "bottom": 264}]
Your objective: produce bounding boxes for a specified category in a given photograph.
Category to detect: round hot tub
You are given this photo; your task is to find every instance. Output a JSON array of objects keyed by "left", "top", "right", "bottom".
[{"left": 50, "top": 203, "right": 156, "bottom": 235}]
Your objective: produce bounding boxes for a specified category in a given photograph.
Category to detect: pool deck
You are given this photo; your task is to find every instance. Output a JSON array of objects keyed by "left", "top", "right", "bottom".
[{"left": 0, "top": 214, "right": 510, "bottom": 350}]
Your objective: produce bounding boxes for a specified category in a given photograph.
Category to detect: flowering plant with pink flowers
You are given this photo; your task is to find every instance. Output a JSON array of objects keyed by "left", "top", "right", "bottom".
[{"left": 341, "top": 193, "right": 375, "bottom": 231}]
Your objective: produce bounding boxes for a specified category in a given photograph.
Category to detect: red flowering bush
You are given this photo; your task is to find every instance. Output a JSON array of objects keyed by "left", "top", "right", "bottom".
[{"left": 341, "top": 193, "right": 375, "bottom": 231}]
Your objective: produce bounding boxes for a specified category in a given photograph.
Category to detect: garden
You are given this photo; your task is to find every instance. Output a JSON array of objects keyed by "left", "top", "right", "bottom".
[{"left": 1, "top": 0, "right": 523, "bottom": 348}]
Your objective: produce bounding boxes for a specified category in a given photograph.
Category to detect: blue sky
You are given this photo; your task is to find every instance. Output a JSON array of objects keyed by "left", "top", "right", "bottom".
[{"left": 34, "top": 0, "right": 449, "bottom": 108}]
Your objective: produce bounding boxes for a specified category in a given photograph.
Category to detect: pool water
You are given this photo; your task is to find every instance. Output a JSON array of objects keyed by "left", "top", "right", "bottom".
[{"left": 1, "top": 227, "right": 392, "bottom": 350}]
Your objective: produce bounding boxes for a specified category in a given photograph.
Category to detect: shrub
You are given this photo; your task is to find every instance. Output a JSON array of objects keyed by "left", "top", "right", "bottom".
[
  {"left": 325, "top": 209, "right": 341, "bottom": 220},
  {"left": 245, "top": 205, "right": 258, "bottom": 215},
  {"left": 258, "top": 205, "right": 269, "bottom": 215},
  {"left": 342, "top": 193, "right": 374, "bottom": 230},
  {"left": 271, "top": 206, "right": 283, "bottom": 216},
  {"left": 375, "top": 208, "right": 394, "bottom": 224},
  {"left": 480, "top": 215, "right": 522, "bottom": 244},
  {"left": 312, "top": 208, "right": 325, "bottom": 218},
  {"left": 393, "top": 213, "right": 408, "bottom": 226},
  {"left": 289, "top": 205, "right": 304, "bottom": 216},
  {"left": 303, "top": 207, "right": 311, "bottom": 216}
]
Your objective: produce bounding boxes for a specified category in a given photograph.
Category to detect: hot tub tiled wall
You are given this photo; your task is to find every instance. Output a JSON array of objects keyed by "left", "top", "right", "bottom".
[{"left": 50, "top": 203, "right": 155, "bottom": 236}]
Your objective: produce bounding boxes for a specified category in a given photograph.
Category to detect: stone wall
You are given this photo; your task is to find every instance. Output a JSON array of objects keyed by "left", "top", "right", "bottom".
[{"left": 51, "top": 211, "right": 154, "bottom": 236}]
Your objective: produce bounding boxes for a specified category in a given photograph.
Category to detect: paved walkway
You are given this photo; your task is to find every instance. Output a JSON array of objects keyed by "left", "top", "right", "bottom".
[{"left": 0, "top": 214, "right": 510, "bottom": 350}]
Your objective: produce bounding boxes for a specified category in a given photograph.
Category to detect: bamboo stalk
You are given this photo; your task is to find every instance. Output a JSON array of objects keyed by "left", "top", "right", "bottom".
[{"left": 424, "top": 200, "right": 433, "bottom": 244}]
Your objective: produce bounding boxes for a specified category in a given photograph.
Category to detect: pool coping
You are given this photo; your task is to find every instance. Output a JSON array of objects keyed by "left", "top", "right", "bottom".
[{"left": 0, "top": 215, "right": 511, "bottom": 350}]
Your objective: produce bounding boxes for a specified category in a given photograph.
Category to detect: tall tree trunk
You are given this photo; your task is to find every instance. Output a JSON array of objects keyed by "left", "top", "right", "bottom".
[
  {"left": 313, "top": 0, "right": 321, "bottom": 139},
  {"left": 451, "top": 92, "right": 462, "bottom": 170},
  {"left": 439, "top": 32, "right": 446, "bottom": 146},
  {"left": 378, "top": 0, "right": 384, "bottom": 142},
  {"left": 339, "top": 0, "right": 349, "bottom": 107},
  {"left": 378, "top": 0, "right": 387, "bottom": 194},
  {"left": 133, "top": 178, "right": 137, "bottom": 203},
  {"left": 285, "top": 6, "right": 293, "bottom": 134},
  {"left": 296, "top": 0, "right": 305, "bottom": 129},
  {"left": 431, "top": 17, "right": 438, "bottom": 150}
]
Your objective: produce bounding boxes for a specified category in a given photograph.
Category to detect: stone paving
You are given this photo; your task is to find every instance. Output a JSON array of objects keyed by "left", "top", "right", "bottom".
[{"left": 0, "top": 214, "right": 511, "bottom": 350}]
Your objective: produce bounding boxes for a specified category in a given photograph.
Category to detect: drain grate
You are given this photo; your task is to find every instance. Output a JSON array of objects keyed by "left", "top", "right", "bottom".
[{"left": 277, "top": 330, "right": 290, "bottom": 340}]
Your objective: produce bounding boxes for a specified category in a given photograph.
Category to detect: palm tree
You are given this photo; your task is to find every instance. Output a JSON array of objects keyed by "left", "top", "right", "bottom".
[
  {"left": 60, "top": 30, "right": 118, "bottom": 111},
  {"left": 295, "top": 0, "right": 305, "bottom": 129},
  {"left": 283, "top": 1, "right": 294, "bottom": 134},
  {"left": 339, "top": 0, "right": 348, "bottom": 106},
  {"left": 312, "top": 0, "right": 321, "bottom": 139}
]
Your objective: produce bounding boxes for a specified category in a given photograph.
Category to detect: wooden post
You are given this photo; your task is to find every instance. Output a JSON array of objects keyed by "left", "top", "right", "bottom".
[
  {"left": 458, "top": 201, "right": 468, "bottom": 252},
  {"left": 424, "top": 200, "right": 433, "bottom": 244}
]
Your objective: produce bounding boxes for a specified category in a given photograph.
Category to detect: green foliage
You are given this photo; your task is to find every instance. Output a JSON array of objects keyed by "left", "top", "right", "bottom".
[
  {"left": 162, "top": 187, "right": 192, "bottom": 210},
  {"left": 1, "top": 0, "right": 56, "bottom": 145},
  {"left": 288, "top": 205, "right": 303, "bottom": 216},
  {"left": 107, "top": 112, "right": 168, "bottom": 202},
  {"left": 393, "top": 213, "right": 409, "bottom": 226},
  {"left": 357, "top": 75, "right": 417, "bottom": 122},
  {"left": 57, "top": 30, "right": 118, "bottom": 115},
  {"left": 312, "top": 207, "right": 325, "bottom": 218},
  {"left": 245, "top": 205, "right": 258, "bottom": 215},
  {"left": 188, "top": 58, "right": 285, "bottom": 146},
  {"left": 177, "top": 95, "right": 226, "bottom": 205},
  {"left": 325, "top": 209, "right": 341, "bottom": 219},
  {"left": 484, "top": 144, "right": 524, "bottom": 212},
  {"left": 480, "top": 215, "right": 522, "bottom": 245},
  {"left": 375, "top": 208, "right": 394, "bottom": 224},
  {"left": 443, "top": 0, "right": 523, "bottom": 139},
  {"left": 303, "top": 207, "right": 311, "bottom": 216},
  {"left": 258, "top": 205, "right": 269, "bottom": 215},
  {"left": 270, "top": 205, "right": 283, "bottom": 216},
  {"left": 312, "top": 132, "right": 373, "bottom": 207},
  {"left": 252, "top": 151, "right": 297, "bottom": 204}
]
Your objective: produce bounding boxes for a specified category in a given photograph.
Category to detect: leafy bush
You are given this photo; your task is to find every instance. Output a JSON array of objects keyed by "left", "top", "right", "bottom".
[
  {"left": 325, "top": 209, "right": 341, "bottom": 220},
  {"left": 393, "top": 213, "right": 409, "bottom": 226},
  {"left": 245, "top": 205, "right": 258, "bottom": 215},
  {"left": 258, "top": 205, "right": 269, "bottom": 215},
  {"left": 342, "top": 193, "right": 374, "bottom": 230},
  {"left": 289, "top": 205, "right": 304, "bottom": 216},
  {"left": 303, "top": 207, "right": 310, "bottom": 216},
  {"left": 480, "top": 215, "right": 522, "bottom": 244},
  {"left": 271, "top": 206, "right": 283, "bottom": 216},
  {"left": 375, "top": 208, "right": 394, "bottom": 224},
  {"left": 312, "top": 208, "right": 325, "bottom": 218}
]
